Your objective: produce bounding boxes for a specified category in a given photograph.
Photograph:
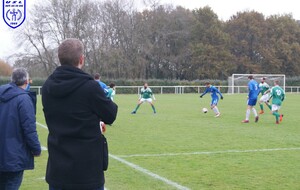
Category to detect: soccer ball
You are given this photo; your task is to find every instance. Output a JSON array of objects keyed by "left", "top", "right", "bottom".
[{"left": 202, "top": 108, "right": 208, "bottom": 113}]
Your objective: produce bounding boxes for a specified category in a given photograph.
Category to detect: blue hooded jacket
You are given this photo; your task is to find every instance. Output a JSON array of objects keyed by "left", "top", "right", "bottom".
[{"left": 0, "top": 83, "right": 41, "bottom": 172}]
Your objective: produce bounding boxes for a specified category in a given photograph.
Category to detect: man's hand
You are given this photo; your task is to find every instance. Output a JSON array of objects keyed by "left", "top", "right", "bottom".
[
  {"left": 100, "top": 121, "right": 106, "bottom": 133},
  {"left": 200, "top": 95, "right": 203, "bottom": 98},
  {"left": 32, "top": 152, "right": 41, "bottom": 157},
  {"left": 221, "top": 96, "right": 224, "bottom": 100}
]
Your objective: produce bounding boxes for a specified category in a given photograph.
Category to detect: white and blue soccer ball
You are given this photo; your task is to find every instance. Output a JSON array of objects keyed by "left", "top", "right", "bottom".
[{"left": 202, "top": 108, "right": 208, "bottom": 113}]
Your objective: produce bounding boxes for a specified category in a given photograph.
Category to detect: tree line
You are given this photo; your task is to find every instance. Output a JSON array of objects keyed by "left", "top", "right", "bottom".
[
  {"left": 0, "top": 60, "right": 13, "bottom": 76},
  {"left": 12, "top": 0, "right": 300, "bottom": 80}
]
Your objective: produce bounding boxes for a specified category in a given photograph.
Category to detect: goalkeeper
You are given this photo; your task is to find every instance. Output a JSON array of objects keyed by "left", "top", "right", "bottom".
[
  {"left": 200, "top": 82, "right": 223, "bottom": 117},
  {"left": 131, "top": 83, "right": 156, "bottom": 114}
]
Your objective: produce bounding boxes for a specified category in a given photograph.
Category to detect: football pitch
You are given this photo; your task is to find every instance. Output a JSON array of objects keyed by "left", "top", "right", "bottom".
[{"left": 21, "top": 94, "right": 300, "bottom": 190}]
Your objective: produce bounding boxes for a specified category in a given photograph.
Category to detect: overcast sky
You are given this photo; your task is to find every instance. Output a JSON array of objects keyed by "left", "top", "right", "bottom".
[{"left": 1, "top": 0, "right": 300, "bottom": 61}]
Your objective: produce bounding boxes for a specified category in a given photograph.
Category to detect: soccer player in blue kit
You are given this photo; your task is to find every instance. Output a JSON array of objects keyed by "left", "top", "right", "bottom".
[
  {"left": 242, "top": 75, "right": 260, "bottom": 123},
  {"left": 200, "top": 82, "right": 223, "bottom": 117}
]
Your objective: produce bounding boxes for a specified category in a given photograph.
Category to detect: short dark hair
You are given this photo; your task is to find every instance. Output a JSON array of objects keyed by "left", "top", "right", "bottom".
[
  {"left": 11, "top": 68, "right": 28, "bottom": 86},
  {"left": 58, "top": 38, "right": 84, "bottom": 66},
  {"left": 94, "top": 73, "right": 100, "bottom": 80},
  {"left": 248, "top": 75, "right": 254, "bottom": 80},
  {"left": 204, "top": 82, "right": 210, "bottom": 85},
  {"left": 109, "top": 83, "right": 115, "bottom": 88}
]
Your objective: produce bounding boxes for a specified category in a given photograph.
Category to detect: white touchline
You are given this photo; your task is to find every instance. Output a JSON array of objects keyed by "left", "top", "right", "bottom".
[
  {"left": 116, "top": 147, "right": 300, "bottom": 158},
  {"left": 35, "top": 122, "right": 299, "bottom": 189},
  {"left": 36, "top": 122, "right": 189, "bottom": 189},
  {"left": 41, "top": 146, "right": 48, "bottom": 151},
  {"left": 36, "top": 122, "right": 48, "bottom": 151},
  {"left": 36, "top": 122, "right": 110, "bottom": 189},
  {"left": 36, "top": 122, "right": 48, "bottom": 130},
  {"left": 109, "top": 154, "right": 190, "bottom": 190}
]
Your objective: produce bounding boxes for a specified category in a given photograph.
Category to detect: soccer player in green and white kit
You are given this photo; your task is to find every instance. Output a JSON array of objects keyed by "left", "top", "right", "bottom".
[
  {"left": 267, "top": 80, "right": 285, "bottom": 124},
  {"left": 131, "top": 83, "right": 156, "bottom": 114},
  {"left": 258, "top": 77, "right": 272, "bottom": 114},
  {"left": 107, "top": 83, "right": 116, "bottom": 101}
]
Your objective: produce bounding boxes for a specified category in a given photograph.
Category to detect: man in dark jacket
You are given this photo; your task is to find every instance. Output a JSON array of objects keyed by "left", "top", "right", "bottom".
[
  {"left": 0, "top": 68, "right": 41, "bottom": 190},
  {"left": 42, "top": 38, "right": 118, "bottom": 190}
]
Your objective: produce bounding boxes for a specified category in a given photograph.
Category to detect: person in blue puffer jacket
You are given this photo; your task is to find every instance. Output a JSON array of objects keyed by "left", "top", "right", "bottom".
[{"left": 0, "top": 68, "right": 41, "bottom": 190}]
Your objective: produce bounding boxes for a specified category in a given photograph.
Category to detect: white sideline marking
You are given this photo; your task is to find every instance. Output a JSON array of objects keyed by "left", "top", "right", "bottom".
[
  {"left": 36, "top": 122, "right": 186, "bottom": 190},
  {"left": 36, "top": 122, "right": 48, "bottom": 151},
  {"left": 36, "top": 122, "right": 299, "bottom": 189},
  {"left": 116, "top": 147, "right": 300, "bottom": 158},
  {"left": 109, "top": 154, "right": 190, "bottom": 190},
  {"left": 36, "top": 122, "right": 48, "bottom": 130},
  {"left": 41, "top": 146, "right": 48, "bottom": 151}
]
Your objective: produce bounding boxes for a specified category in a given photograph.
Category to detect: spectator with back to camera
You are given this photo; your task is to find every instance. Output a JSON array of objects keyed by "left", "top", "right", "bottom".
[
  {"left": 42, "top": 38, "right": 118, "bottom": 190},
  {"left": 0, "top": 68, "right": 41, "bottom": 190}
]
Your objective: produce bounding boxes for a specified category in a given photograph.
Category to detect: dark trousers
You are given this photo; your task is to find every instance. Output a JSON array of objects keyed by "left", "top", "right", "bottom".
[
  {"left": 49, "top": 185, "right": 104, "bottom": 190},
  {"left": 0, "top": 171, "right": 24, "bottom": 190}
]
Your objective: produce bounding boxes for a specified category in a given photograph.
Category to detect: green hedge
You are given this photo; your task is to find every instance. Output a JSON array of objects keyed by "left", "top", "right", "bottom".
[
  {"left": 0, "top": 76, "right": 10, "bottom": 85},
  {"left": 0, "top": 77, "right": 46, "bottom": 86},
  {"left": 285, "top": 76, "right": 300, "bottom": 86},
  {"left": 1, "top": 77, "right": 300, "bottom": 86},
  {"left": 99, "top": 79, "right": 227, "bottom": 86}
]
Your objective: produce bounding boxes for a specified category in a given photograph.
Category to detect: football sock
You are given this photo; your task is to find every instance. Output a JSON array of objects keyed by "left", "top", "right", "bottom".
[
  {"left": 259, "top": 104, "right": 264, "bottom": 111},
  {"left": 252, "top": 108, "right": 258, "bottom": 117},
  {"left": 273, "top": 112, "right": 280, "bottom": 122},
  {"left": 267, "top": 104, "right": 272, "bottom": 110},
  {"left": 246, "top": 109, "right": 250, "bottom": 120},
  {"left": 134, "top": 104, "right": 140, "bottom": 112},
  {"left": 151, "top": 105, "right": 156, "bottom": 113},
  {"left": 213, "top": 107, "right": 219, "bottom": 114}
]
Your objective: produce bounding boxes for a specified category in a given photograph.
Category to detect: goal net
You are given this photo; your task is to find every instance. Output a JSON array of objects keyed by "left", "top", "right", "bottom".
[{"left": 228, "top": 74, "right": 285, "bottom": 94}]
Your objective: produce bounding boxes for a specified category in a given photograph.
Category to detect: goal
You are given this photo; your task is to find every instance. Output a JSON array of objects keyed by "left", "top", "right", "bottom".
[{"left": 228, "top": 74, "right": 286, "bottom": 94}]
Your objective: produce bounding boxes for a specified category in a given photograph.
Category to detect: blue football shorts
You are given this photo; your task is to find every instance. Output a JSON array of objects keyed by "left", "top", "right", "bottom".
[
  {"left": 247, "top": 98, "right": 257, "bottom": 106},
  {"left": 211, "top": 98, "right": 219, "bottom": 106}
]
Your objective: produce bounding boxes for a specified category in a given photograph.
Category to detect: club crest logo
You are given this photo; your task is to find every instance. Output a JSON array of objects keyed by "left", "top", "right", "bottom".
[{"left": 2, "top": 0, "right": 26, "bottom": 29}]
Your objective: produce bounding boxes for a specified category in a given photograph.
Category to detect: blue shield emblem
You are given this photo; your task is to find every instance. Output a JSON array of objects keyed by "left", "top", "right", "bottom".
[{"left": 3, "top": 0, "right": 26, "bottom": 29}]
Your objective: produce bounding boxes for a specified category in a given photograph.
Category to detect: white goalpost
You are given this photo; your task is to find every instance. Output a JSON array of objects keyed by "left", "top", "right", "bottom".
[{"left": 228, "top": 74, "right": 286, "bottom": 94}]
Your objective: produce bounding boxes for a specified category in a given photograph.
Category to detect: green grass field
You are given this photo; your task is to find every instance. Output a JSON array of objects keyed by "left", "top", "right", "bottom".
[{"left": 21, "top": 94, "right": 300, "bottom": 190}]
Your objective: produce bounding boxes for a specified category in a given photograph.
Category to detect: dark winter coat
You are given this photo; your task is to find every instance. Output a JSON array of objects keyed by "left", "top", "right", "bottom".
[
  {"left": 0, "top": 83, "right": 41, "bottom": 172},
  {"left": 42, "top": 65, "right": 118, "bottom": 190}
]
